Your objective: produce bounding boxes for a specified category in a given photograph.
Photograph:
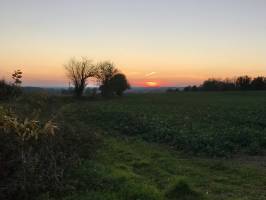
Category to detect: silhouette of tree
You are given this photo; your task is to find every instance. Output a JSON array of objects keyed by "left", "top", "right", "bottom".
[
  {"left": 236, "top": 75, "right": 252, "bottom": 90},
  {"left": 110, "top": 73, "right": 130, "bottom": 96},
  {"left": 12, "top": 70, "right": 23, "bottom": 86},
  {"left": 184, "top": 75, "right": 266, "bottom": 92},
  {"left": 95, "top": 61, "right": 118, "bottom": 97},
  {"left": 65, "top": 58, "right": 97, "bottom": 97},
  {"left": 251, "top": 76, "right": 266, "bottom": 90},
  {"left": 222, "top": 78, "right": 236, "bottom": 91},
  {"left": 202, "top": 79, "right": 223, "bottom": 91}
]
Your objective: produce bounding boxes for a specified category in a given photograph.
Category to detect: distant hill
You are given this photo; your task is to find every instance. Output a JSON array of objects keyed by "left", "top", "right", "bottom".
[
  {"left": 22, "top": 86, "right": 184, "bottom": 94},
  {"left": 22, "top": 87, "right": 65, "bottom": 94},
  {"left": 126, "top": 87, "right": 183, "bottom": 93}
]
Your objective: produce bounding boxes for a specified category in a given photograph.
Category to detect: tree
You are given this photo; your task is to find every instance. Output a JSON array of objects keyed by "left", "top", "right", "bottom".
[
  {"left": 95, "top": 61, "right": 118, "bottom": 97},
  {"left": 110, "top": 73, "right": 130, "bottom": 96},
  {"left": 201, "top": 79, "right": 223, "bottom": 91},
  {"left": 222, "top": 78, "right": 236, "bottom": 91},
  {"left": 12, "top": 70, "right": 23, "bottom": 86},
  {"left": 251, "top": 76, "right": 266, "bottom": 90},
  {"left": 236, "top": 75, "right": 252, "bottom": 90},
  {"left": 65, "top": 58, "right": 97, "bottom": 97}
]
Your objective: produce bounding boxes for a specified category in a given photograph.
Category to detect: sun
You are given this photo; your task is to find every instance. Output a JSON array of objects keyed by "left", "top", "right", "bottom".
[{"left": 145, "top": 81, "right": 160, "bottom": 87}]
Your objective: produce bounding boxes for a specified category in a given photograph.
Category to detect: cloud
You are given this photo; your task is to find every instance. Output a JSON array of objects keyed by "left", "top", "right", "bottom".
[{"left": 145, "top": 72, "right": 156, "bottom": 77}]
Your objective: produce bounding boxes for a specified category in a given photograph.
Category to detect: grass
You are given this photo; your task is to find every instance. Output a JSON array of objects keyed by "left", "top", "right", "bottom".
[
  {"left": 1, "top": 91, "right": 266, "bottom": 199},
  {"left": 62, "top": 136, "right": 266, "bottom": 200}
]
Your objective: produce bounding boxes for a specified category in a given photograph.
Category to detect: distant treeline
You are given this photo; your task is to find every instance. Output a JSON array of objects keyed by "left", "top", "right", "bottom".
[{"left": 184, "top": 75, "right": 266, "bottom": 91}]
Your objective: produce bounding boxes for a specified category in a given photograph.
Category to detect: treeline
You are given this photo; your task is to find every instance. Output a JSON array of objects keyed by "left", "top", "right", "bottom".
[{"left": 184, "top": 75, "right": 266, "bottom": 91}]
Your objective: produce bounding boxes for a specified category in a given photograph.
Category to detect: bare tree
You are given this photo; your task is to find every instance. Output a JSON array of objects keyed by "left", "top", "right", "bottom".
[{"left": 65, "top": 58, "right": 96, "bottom": 97}]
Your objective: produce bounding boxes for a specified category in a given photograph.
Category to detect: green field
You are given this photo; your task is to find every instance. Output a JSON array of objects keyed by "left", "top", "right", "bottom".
[{"left": 1, "top": 92, "right": 266, "bottom": 200}]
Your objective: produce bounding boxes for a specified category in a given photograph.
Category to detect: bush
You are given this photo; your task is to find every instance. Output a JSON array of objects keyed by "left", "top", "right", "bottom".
[
  {"left": 0, "top": 80, "right": 14, "bottom": 99},
  {"left": 165, "top": 179, "right": 203, "bottom": 200},
  {"left": 0, "top": 79, "right": 22, "bottom": 100},
  {"left": 0, "top": 107, "right": 78, "bottom": 200}
]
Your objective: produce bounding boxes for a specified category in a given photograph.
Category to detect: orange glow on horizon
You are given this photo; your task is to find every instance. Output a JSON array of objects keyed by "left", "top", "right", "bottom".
[{"left": 145, "top": 81, "right": 160, "bottom": 87}]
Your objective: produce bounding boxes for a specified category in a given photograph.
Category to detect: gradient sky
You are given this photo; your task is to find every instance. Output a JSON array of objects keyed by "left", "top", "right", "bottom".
[{"left": 0, "top": 0, "right": 266, "bottom": 87}]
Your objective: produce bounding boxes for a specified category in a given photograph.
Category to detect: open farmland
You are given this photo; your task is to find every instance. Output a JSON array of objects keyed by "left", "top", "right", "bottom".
[
  {"left": 1, "top": 92, "right": 266, "bottom": 200},
  {"left": 66, "top": 91, "right": 266, "bottom": 157}
]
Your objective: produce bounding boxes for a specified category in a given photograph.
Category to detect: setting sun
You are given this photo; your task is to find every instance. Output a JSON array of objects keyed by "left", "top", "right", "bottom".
[{"left": 145, "top": 81, "right": 160, "bottom": 87}]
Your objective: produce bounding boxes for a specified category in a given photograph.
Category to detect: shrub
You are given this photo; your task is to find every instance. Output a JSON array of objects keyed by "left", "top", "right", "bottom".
[
  {"left": 0, "top": 80, "right": 14, "bottom": 99},
  {"left": 0, "top": 79, "right": 23, "bottom": 100},
  {"left": 0, "top": 107, "right": 78, "bottom": 200},
  {"left": 110, "top": 73, "right": 130, "bottom": 96},
  {"left": 165, "top": 179, "right": 203, "bottom": 200}
]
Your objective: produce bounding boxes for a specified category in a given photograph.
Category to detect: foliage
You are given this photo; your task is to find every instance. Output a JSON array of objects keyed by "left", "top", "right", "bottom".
[
  {"left": 0, "top": 101, "right": 100, "bottom": 200},
  {"left": 1, "top": 92, "right": 266, "bottom": 199},
  {"left": 110, "top": 73, "right": 130, "bottom": 96},
  {"left": 84, "top": 87, "right": 98, "bottom": 97},
  {"left": 72, "top": 92, "right": 266, "bottom": 157},
  {"left": 0, "top": 70, "right": 23, "bottom": 99},
  {"left": 95, "top": 61, "right": 119, "bottom": 97},
  {"left": 0, "top": 107, "right": 68, "bottom": 199},
  {"left": 12, "top": 70, "right": 23, "bottom": 86},
  {"left": 165, "top": 179, "right": 203, "bottom": 200},
  {"left": 185, "top": 75, "right": 266, "bottom": 91},
  {"left": 0, "top": 80, "right": 22, "bottom": 100},
  {"left": 251, "top": 76, "right": 266, "bottom": 90},
  {"left": 236, "top": 75, "right": 252, "bottom": 90},
  {"left": 64, "top": 58, "right": 130, "bottom": 98},
  {"left": 0, "top": 79, "right": 14, "bottom": 99}
]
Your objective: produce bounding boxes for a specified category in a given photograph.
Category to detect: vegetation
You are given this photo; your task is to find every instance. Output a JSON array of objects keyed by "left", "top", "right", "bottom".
[
  {"left": 0, "top": 68, "right": 265, "bottom": 199},
  {"left": 110, "top": 73, "right": 130, "bottom": 96},
  {"left": 96, "top": 61, "right": 119, "bottom": 97},
  {"left": 0, "top": 70, "right": 23, "bottom": 99},
  {"left": 165, "top": 179, "right": 203, "bottom": 200},
  {"left": 65, "top": 59, "right": 130, "bottom": 98},
  {"left": 65, "top": 58, "right": 97, "bottom": 97},
  {"left": 0, "top": 79, "right": 15, "bottom": 99},
  {"left": 0, "top": 107, "right": 63, "bottom": 199},
  {"left": 1, "top": 91, "right": 265, "bottom": 199},
  {"left": 0, "top": 94, "right": 101, "bottom": 200},
  {"left": 184, "top": 75, "right": 266, "bottom": 91},
  {"left": 12, "top": 70, "right": 23, "bottom": 86}
]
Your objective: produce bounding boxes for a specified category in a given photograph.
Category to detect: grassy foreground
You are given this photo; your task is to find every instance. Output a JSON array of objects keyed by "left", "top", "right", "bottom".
[
  {"left": 2, "top": 92, "right": 266, "bottom": 199},
  {"left": 63, "top": 136, "right": 266, "bottom": 200}
]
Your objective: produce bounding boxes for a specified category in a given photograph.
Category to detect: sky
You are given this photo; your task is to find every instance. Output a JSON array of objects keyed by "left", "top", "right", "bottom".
[{"left": 0, "top": 0, "right": 266, "bottom": 87}]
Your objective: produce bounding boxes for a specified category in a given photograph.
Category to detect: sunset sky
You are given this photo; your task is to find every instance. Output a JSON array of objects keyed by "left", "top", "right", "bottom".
[{"left": 0, "top": 0, "right": 266, "bottom": 87}]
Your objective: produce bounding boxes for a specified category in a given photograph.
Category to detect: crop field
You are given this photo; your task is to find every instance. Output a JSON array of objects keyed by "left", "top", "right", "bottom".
[
  {"left": 63, "top": 92, "right": 266, "bottom": 156},
  {"left": 1, "top": 92, "right": 266, "bottom": 200}
]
